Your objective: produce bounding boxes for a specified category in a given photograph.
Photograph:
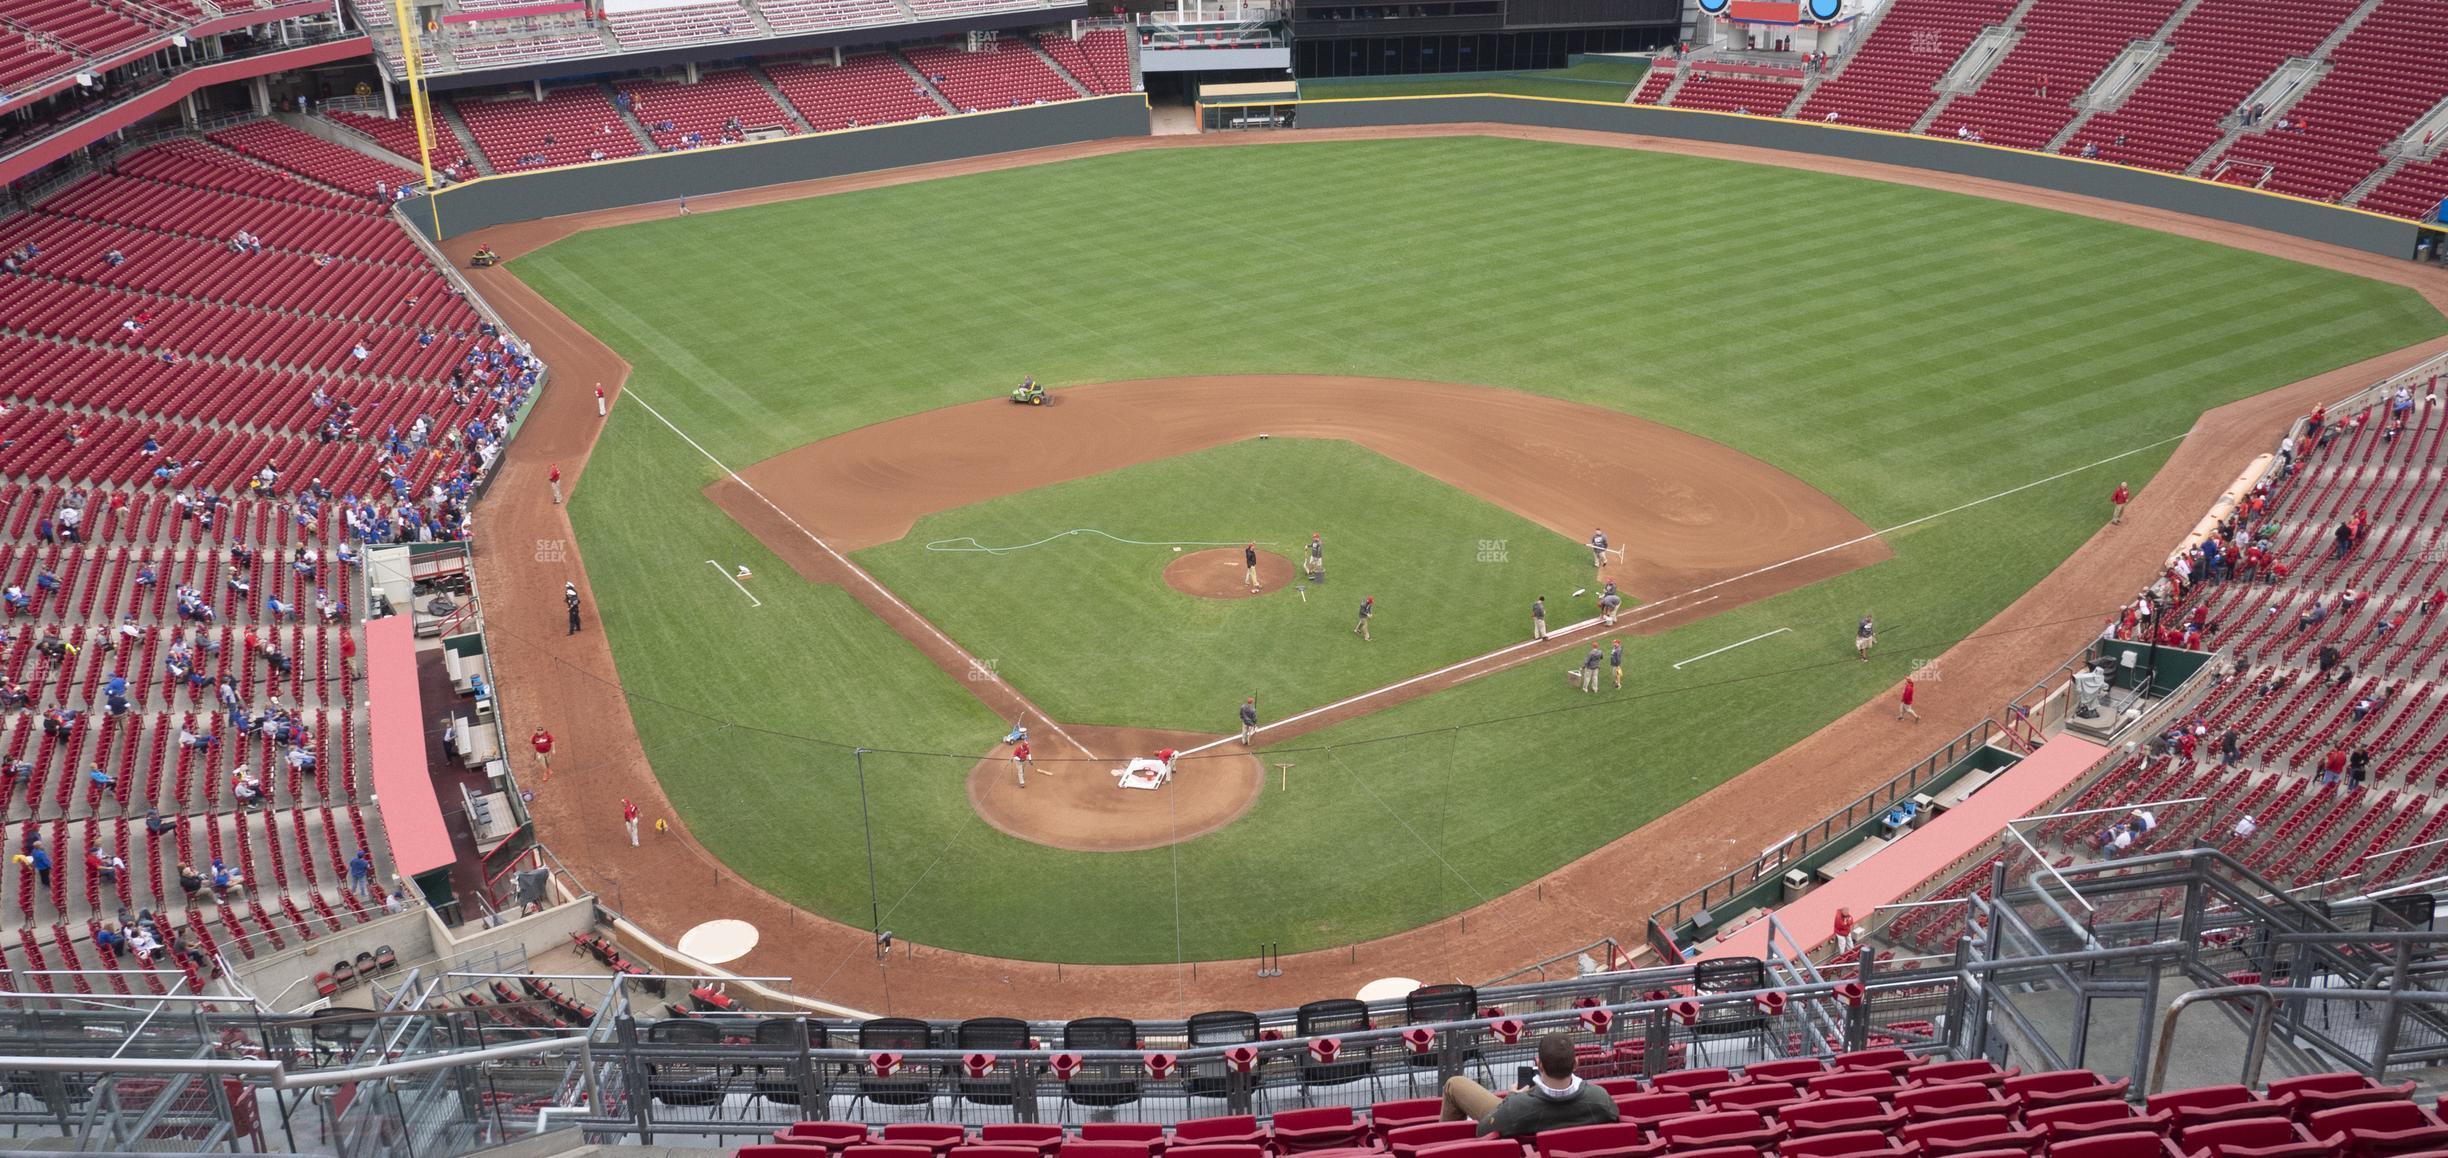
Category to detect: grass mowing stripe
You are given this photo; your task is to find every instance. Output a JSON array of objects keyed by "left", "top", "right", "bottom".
[{"left": 521, "top": 137, "right": 2446, "bottom": 961}]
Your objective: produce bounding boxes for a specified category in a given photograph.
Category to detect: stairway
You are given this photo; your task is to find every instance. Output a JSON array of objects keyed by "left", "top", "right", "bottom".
[
  {"left": 748, "top": 62, "right": 815, "bottom": 132},
  {"left": 1653, "top": 64, "right": 1696, "bottom": 108},
  {"left": 1026, "top": 35, "right": 1093, "bottom": 98},
  {"left": 1911, "top": 0, "right": 2048, "bottom": 134},
  {"left": 602, "top": 82, "right": 661, "bottom": 153},
  {"left": 2343, "top": 153, "right": 2413, "bottom": 206},
  {"left": 890, "top": 49, "right": 959, "bottom": 114},
  {"left": 1782, "top": 0, "right": 1901, "bottom": 116},
  {"left": 2046, "top": 0, "right": 2213, "bottom": 153},
  {"left": 2182, "top": 0, "right": 2389, "bottom": 176},
  {"left": 434, "top": 100, "right": 493, "bottom": 176}
]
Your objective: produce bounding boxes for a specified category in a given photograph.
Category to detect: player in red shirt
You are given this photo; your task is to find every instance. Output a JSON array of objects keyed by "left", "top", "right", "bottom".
[
  {"left": 530, "top": 728, "right": 554, "bottom": 780},
  {"left": 1897, "top": 677, "right": 1920, "bottom": 722},
  {"left": 2110, "top": 482, "right": 2130, "bottom": 525},
  {"left": 1010, "top": 740, "right": 1033, "bottom": 788}
]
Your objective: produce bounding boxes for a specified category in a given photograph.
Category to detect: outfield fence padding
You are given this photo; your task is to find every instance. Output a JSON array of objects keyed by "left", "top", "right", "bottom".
[
  {"left": 1288, "top": 96, "right": 2427, "bottom": 259},
  {"left": 398, "top": 95, "right": 1150, "bottom": 241}
]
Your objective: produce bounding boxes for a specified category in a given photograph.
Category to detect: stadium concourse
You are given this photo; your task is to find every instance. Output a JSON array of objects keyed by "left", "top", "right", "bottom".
[{"left": 450, "top": 124, "right": 2448, "bottom": 1020}]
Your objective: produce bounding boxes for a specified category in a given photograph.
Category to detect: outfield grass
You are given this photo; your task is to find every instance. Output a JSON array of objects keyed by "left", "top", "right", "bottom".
[
  {"left": 521, "top": 136, "right": 2445, "bottom": 962},
  {"left": 1300, "top": 60, "right": 1650, "bottom": 103},
  {"left": 855, "top": 439, "right": 1592, "bottom": 730}
]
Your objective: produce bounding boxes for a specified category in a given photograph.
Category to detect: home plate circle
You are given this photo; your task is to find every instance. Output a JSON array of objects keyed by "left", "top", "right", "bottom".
[{"left": 676, "top": 918, "right": 760, "bottom": 965}]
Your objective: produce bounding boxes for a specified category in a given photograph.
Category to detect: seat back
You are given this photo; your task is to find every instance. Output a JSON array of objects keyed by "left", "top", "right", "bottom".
[
  {"left": 1534, "top": 1121, "right": 1648, "bottom": 1158},
  {"left": 856, "top": 1017, "right": 934, "bottom": 1106},
  {"left": 957, "top": 1016, "right": 1031, "bottom": 1049},
  {"left": 1060, "top": 1017, "right": 1141, "bottom": 1108},
  {"left": 1405, "top": 983, "right": 1478, "bottom": 1024},
  {"left": 1183, "top": 1011, "right": 1260, "bottom": 1099},
  {"left": 1385, "top": 1120, "right": 1478, "bottom": 1157},
  {"left": 1778, "top": 1131, "right": 1904, "bottom": 1157},
  {"left": 2050, "top": 1134, "right": 2177, "bottom": 1158},
  {"left": 1175, "top": 1114, "right": 1260, "bottom": 1145}
]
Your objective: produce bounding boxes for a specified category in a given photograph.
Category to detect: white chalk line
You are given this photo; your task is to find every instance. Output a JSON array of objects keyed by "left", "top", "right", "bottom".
[
  {"left": 706, "top": 560, "right": 761, "bottom": 607},
  {"left": 1673, "top": 626, "right": 1790, "bottom": 670},
  {"left": 1183, "top": 432, "right": 2185, "bottom": 756},
  {"left": 1179, "top": 616, "right": 1612, "bottom": 757},
  {"left": 926, "top": 529, "right": 1278, "bottom": 555},
  {"left": 624, "top": 388, "right": 1097, "bottom": 760}
]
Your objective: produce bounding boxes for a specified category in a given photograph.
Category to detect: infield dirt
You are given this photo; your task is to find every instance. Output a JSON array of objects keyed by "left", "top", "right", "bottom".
[{"left": 450, "top": 124, "right": 2448, "bottom": 1017}]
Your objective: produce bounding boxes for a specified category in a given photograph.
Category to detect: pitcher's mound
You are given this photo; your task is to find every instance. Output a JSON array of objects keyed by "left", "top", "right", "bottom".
[
  {"left": 1166, "top": 548, "right": 1297, "bottom": 599},
  {"left": 969, "top": 726, "right": 1266, "bottom": 851}
]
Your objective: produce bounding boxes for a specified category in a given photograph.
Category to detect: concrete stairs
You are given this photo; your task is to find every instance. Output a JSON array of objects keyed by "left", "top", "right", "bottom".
[
  {"left": 2344, "top": 153, "right": 2413, "bottom": 206},
  {"left": 2046, "top": 0, "right": 2215, "bottom": 153},
  {"left": 434, "top": 100, "right": 493, "bottom": 175},
  {"left": 1912, "top": 0, "right": 2048, "bottom": 134},
  {"left": 603, "top": 82, "right": 661, "bottom": 153},
  {"left": 282, "top": 111, "right": 428, "bottom": 176},
  {"left": 1026, "top": 35, "right": 1093, "bottom": 98},
  {"left": 1781, "top": 0, "right": 1900, "bottom": 117},
  {"left": 890, "top": 48, "right": 960, "bottom": 114},
  {"left": 748, "top": 62, "right": 815, "bottom": 132},
  {"left": 1654, "top": 64, "right": 1696, "bottom": 108},
  {"left": 2183, "top": 0, "right": 2388, "bottom": 176}
]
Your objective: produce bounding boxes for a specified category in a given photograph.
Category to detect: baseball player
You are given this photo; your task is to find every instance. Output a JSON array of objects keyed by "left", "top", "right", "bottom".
[
  {"left": 1589, "top": 529, "right": 1610, "bottom": 569},
  {"left": 547, "top": 463, "right": 562, "bottom": 505},
  {"left": 1243, "top": 542, "right": 1260, "bottom": 592},
  {"left": 1011, "top": 739, "right": 1033, "bottom": 787},
  {"left": 1306, "top": 533, "right": 1323, "bottom": 582},
  {"left": 1354, "top": 596, "right": 1374, "bottom": 641},
  {"left": 1610, "top": 638, "right": 1624, "bottom": 689},
  {"left": 1532, "top": 595, "right": 1547, "bottom": 641},
  {"left": 622, "top": 798, "right": 639, "bottom": 847},
  {"left": 1239, "top": 696, "right": 1257, "bottom": 746},
  {"left": 1856, "top": 614, "right": 1876, "bottom": 661},
  {"left": 2110, "top": 481, "right": 2130, "bottom": 526},
  {"left": 1898, "top": 676, "right": 1920, "bottom": 721},
  {"left": 1580, "top": 644, "right": 1602, "bottom": 692}
]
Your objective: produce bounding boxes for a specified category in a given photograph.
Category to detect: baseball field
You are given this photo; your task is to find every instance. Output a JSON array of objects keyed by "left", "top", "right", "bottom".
[{"left": 504, "top": 133, "right": 2446, "bottom": 966}]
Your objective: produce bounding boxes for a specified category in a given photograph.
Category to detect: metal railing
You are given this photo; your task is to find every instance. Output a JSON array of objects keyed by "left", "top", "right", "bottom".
[{"left": 1647, "top": 717, "right": 2001, "bottom": 954}]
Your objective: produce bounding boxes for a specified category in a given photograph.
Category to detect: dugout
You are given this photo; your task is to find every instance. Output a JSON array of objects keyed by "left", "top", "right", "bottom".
[{"left": 1199, "top": 80, "right": 1298, "bottom": 129}]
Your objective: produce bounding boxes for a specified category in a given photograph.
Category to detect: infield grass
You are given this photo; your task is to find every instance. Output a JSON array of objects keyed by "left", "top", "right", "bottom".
[
  {"left": 855, "top": 439, "right": 1593, "bottom": 730},
  {"left": 521, "top": 135, "right": 2446, "bottom": 962}
]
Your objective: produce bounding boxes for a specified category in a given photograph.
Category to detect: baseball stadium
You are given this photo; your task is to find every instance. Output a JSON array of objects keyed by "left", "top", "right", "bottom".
[{"left": 5, "top": 0, "right": 2448, "bottom": 1150}]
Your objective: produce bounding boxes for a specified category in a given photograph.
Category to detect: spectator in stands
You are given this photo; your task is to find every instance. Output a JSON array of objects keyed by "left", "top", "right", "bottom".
[
  {"left": 87, "top": 766, "right": 115, "bottom": 792},
  {"left": 127, "top": 924, "right": 158, "bottom": 966},
  {"left": 349, "top": 850, "right": 373, "bottom": 899},
  {"left": 230, "top": 768, "right": 263, "bottom": 810},
  {"left": 145, "top": 809, "right": 172, "bottom": 838},
  {"left": 383, "top": 888, "right": 406, "bottom": 915},
  {"left": 106, "top": 249, "right": 126, "bottom": 267},
  {"left": 2319, "top": 747, "right": 2349, "bottom": 786},
  {"left": 2348, "top": 747, "right": 2371, "bottom": 788},
  {"left": 22, "top": 845, "right": 49, "bottom": 889},
  {"left": 209, "top": 860, "right": 242, "bottom": 896},
  {"left": 1438, "top": 1033, "right": 1618, "bottom": 1137},
  {"left": 95, "top": 923, "right": 125, "bottom": 955},
  {"left": 177, "top": 863, "right": 204, "bottom": 897}
]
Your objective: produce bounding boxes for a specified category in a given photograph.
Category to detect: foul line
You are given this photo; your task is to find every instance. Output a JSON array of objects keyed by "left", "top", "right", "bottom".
[
  {"left": 927, "top": 529, "right": 1278, "bottom": 554},
  {"left": 1180, "top": 432, "right": 2185, "bottom": 757},
  {"left": 1179, "top": 616, "right": 1611, "bottom": 756},
  {"left": 705, "top": 560, "right": 761, "bottom": 606},
  {"left": 1673, "top": 626, "right": 1790, "bottom": 670},
  {"left": 623, "top": 388, "right": 1097, "bottom": 760}
]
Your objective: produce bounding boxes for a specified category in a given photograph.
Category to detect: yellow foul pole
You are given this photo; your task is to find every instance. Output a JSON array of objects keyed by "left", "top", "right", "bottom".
[{"left": 389, "top": 0, "right": 444, "bottom": 239}]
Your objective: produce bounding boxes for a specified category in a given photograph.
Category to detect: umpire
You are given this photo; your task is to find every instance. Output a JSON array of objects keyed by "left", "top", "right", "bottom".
[{"left": 564, "top": 581, "right": 583, "bottom": 635}]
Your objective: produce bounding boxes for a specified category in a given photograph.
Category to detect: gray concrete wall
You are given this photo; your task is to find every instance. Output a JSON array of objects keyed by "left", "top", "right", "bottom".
[
  {"left": 402, "top": 95, "right": 1148, "bottom": 240},
  {"left": 1293, "top": 96, "right": 2425, "bottom": 258}
]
